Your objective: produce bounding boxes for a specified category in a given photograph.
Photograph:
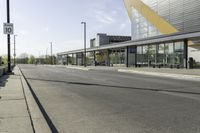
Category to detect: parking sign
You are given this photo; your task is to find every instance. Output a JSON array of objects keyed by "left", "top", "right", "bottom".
[{"left": 3, "top": 23, "right": 14, "bottom": 35}]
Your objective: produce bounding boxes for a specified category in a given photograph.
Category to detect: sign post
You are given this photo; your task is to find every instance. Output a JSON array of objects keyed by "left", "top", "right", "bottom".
[{"left": 6, "top": 0, "right": 12, "bottom": 73}]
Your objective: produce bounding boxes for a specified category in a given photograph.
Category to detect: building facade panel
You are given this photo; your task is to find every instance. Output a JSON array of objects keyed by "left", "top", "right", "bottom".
[{"left": 125, "top": 0, "right": 200, "bottom": 40}]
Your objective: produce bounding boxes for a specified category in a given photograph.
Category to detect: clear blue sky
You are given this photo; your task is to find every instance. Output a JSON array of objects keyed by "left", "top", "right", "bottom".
[{"left": 0, "top": 0, "right": 131, "bottom": 57}]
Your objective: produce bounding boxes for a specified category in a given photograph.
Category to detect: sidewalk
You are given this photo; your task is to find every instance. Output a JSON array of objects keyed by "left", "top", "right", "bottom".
[
  {"left": 0, "top": 67, "right": 34, "bottom": 133},
  {"left": 0, "top": 67, "right": 50, "bottom": 133},
  {"left": 120, "top": 67, "right": 200, "bottom": 76},
  {"left": 118, "top": 68, "right": 200, "bottom": 81}
]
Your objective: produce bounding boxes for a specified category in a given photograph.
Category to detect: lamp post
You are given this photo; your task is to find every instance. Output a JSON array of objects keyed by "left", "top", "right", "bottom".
[
  {"left": 81, "top": 22, "right": 86, "bottom": 67},
  {"left": 13, "top": 34, "right": 17, "bottom": 66},
  {"left": 7, "top": 0, "right": 11, "bottom": 72},
  {"left": 46, "top": 47, "right": 48, "bottom": 64},
  {"left": 50, "top": 42, "right": 53, "bottom": 65}
]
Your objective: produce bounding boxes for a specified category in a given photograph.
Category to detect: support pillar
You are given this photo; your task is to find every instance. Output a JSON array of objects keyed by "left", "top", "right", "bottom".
[
  {"left": 184, "top": 39, "right": 188, "bottom": 69},
  {"left": 81, "top": 52, "right": 84, "bottom": 66},
  {"left": 94, "top": 51, "right": 96, "bottom": 66},
  {"left": 75, "top": 53, "right": 78, "bottom": 66},
  {"left": 72, "top": 53, "right": 75, "bottom": 65},
  {"left": 66, "top": 54, "right": 68, "bottom": 65},
  {"left": 125, "top": 46, "right": 129, "bottom": 67},
  {"left": 107, "top": 50, "right": 110, "bottom": 67}
]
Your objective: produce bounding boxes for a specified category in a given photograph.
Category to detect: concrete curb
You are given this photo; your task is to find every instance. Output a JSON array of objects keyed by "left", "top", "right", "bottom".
[
  {"left": 66, "top": 66, "right": 91, "bottom": 71},
  {"left": 118, "top": 69, "right": 200, "bottom": 81},
  {"left": 43, "top": 65, "right": 90, "bottom": 71},
  {"left": 18, "top": 67, "right": 51, "bottom": 133}
]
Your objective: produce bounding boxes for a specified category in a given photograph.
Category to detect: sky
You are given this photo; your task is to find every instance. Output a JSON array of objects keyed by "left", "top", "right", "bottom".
[{"left": 0, "top": 0, "right": 131, "bottom": 57}]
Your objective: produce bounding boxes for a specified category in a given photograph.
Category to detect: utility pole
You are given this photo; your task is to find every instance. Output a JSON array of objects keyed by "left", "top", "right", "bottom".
[
  {"left": 7, "top": 0, "right": 11, "bottom": 72},
  {"left": 50, "top": 42, "right": 53, "bottom": 65},
  {"left": 46, "top": 47, "right": 48, "bottom": 64},
  {"left": 81, "top": 22, "right": 86, "bottom": 67},
  {"left": 14, "top": 35, "right": 17, "bottom": 66}
]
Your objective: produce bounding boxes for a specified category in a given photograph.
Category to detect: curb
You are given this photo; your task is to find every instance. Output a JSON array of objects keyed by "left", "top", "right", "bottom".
[
  {"left": 118, "top": 69, "right": 200, "bottom": 81},
  {"left": 18, "top": 67, "right": 51, "bottom": 133},
  {"left": 66, "top": 66, "right": 90, "bottom": 71}
]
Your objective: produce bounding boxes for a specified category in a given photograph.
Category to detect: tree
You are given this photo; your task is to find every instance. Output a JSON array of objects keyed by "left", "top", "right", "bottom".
[
  {"left": 17, "top": 53, "right": 29, "bottom": 64},
  {"left": 28, "top": 55, "right": 36, "bottom": 64},
  {"left": 1, "top": 55, "right": 8, "bottom": 65}
]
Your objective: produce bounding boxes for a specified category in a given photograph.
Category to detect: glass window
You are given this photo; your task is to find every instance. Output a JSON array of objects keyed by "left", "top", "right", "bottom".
[
  {"left": 157, "top": 44, "right": 165, "bottom": 65},
  {"left": 143, "top": 45, "right": 148, "bottom": 54},
  {"left": 148, "top": 45, "right": 156, "bottom": 54},
  {"left": 137, "top": 46, "right": 143, "bottom": 54},
  {"left": 158, "top": 44, "right": 165, "bottom": 54},
  {"left": 148, "top": 45, "right": 156, "bottom": 64},
  {"left": 175, "top": 42, "right": 184, "bottom": 52},
  {"left": 165, "top": 43, "right": 173, "bottom": 54}
]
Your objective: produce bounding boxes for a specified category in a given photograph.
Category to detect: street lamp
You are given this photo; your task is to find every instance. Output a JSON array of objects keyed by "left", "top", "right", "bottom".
[
  {"left": 13, "top": 34, "right": 17, "bottom": 66},
  {"left": 81, "top": 22, "right": 86, "bottom": 67},
  {"left": 46, "top": 47, "right": 48, "bottom": 64},
  {"left": 50, "top": 42, "right": 53, "bottom": 65}
]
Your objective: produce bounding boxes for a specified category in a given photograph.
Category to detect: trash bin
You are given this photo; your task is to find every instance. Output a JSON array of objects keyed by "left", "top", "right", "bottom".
[{"left": 188, "top": 57, "right": 194, "bottom": 69}]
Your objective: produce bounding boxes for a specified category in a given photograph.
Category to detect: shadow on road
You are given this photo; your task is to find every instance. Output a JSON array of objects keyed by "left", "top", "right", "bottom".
[{"left": 26, "top": 77, "right": 200, "bottom": 95}]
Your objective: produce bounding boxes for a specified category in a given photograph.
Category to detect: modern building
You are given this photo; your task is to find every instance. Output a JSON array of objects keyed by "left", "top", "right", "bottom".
[
  {"left": 124, "top": 0, "right": 200, "bottom": 65},
  {"left": 57, "top": 0, "right": 200, "bottom": 68},
  {"left": 90, "top": 33, "right": 131, "bottom": 48}
]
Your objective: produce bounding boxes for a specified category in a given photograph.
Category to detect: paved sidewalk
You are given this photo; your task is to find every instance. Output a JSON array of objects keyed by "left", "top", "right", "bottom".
[
  {"left": 0, "top": 67, "right": 34, "bottom": 133},
  {"left": 122, "top": 67, "right": 200, "bottom": 76}
]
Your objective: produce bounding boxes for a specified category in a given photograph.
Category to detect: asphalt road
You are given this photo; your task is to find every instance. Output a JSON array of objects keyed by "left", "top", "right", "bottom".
[{"left": 19, "top": 65, "right": 200, "bottom": 133}]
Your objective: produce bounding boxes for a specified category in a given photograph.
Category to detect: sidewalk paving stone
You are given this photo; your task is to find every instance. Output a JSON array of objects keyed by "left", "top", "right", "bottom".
[{"left": 0, "top": 67, "right": 33, "bottom": 133}]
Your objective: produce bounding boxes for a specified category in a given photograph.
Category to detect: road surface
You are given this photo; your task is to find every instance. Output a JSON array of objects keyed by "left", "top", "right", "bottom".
[{"left": 19, "top": 65, "right": 200, "bottom": 133}]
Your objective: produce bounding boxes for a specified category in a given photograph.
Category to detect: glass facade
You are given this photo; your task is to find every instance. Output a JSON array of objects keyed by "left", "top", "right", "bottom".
[
  {"left": 86, "top": 52, "right": 95, "bottom": 66},
  {"left": 136, "top": 41, "right": 185, "bottom": 67},
  {"left": 129, "top": 0, "right": 200, "bottom": 40},
  {"left": 131, "top": 7, "right": 160, "bottom": 40},
  {"left": 110, "top": 49, "right": 125, "bottom": 66},
  {"left": 58, "top": 41, "right": 186, "bottom": 68}
]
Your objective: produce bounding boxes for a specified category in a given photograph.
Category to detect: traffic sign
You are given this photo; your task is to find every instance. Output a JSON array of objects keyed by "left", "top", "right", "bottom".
[{"left": 3, "top": 23, "right": 14, "bottom": 35}]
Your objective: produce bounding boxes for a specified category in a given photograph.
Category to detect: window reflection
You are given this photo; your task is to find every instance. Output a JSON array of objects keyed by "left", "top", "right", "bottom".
[{"left": 136, "top": 41, "right": 185, "bottom": 68}]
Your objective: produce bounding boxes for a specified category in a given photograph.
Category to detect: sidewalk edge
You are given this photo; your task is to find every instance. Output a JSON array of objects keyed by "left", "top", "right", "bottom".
[
  {"left": 18, "top": 66, "right": 52, "bottom": 133},
  {"left": 118, "top": 69, "right": 200, "bottom": 81},
  {"left": 66, "top": 66, "right": 90, "bottom": 71}
]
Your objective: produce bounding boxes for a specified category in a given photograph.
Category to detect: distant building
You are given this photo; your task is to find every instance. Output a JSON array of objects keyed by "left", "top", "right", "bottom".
[{"left": 90, "top": 33, "right": 131, "bottom": 48}]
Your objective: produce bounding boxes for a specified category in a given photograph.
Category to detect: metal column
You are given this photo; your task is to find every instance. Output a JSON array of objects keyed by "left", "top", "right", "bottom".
[
  {"left": 126, "top": 46, "right": 129, "bottom": 67},
  {"left": 184, "top": 39, "right": 188, "bottom": 69},
  {"left": 94, "top": 51, "right": 96, "bottom": 66}
]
